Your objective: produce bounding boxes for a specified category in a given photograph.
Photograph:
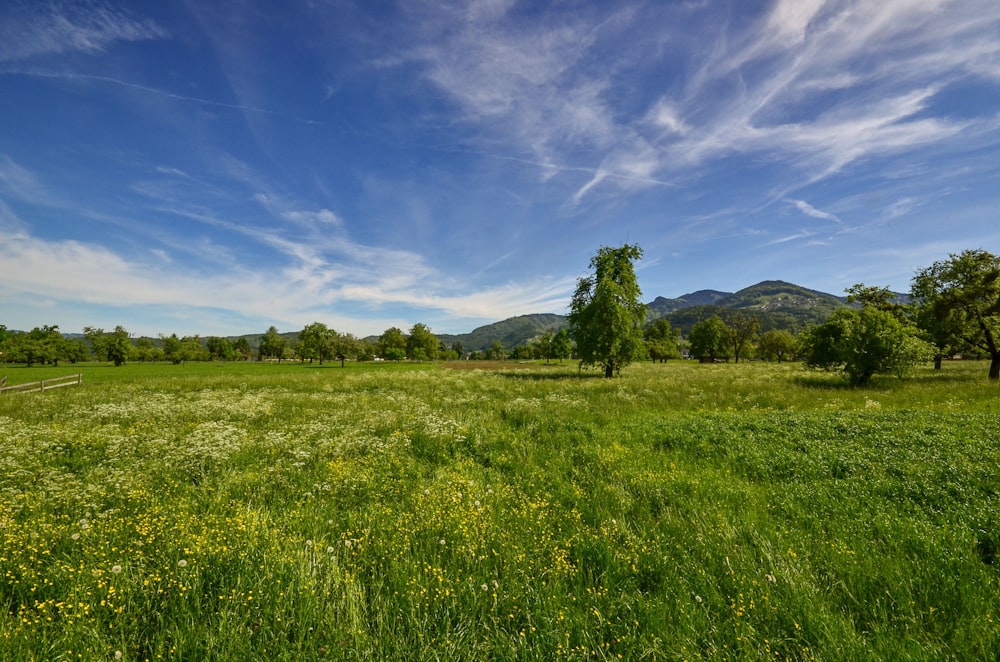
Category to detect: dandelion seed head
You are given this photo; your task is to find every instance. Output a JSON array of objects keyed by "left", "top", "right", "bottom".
[
  {"left": 177, "top": 559, "right": 188, "bottom": 568},
  {"left": 305, "top": 539, "right": 313, "bottom": 547},
  {"left": 439, "top": 539, "right": 446, "bottom": 546},
  {"left": 111, "top": 565, "right": 123, "bottom": 575},
  {"left": 327, "top": 546, "right": 335, "bottom": 554}
]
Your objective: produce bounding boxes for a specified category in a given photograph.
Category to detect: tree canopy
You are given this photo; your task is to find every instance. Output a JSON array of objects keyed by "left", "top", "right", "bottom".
[
  {"left": 911, "top": 249, "right": 1000, "bottom": 380},
  {"left": 568, "top": 244, "right": 646, "bottom": 378}
]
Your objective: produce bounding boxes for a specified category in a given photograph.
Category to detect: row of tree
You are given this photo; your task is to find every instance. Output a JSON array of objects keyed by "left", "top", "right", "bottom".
[{"left": 565, "top": 245, "right": 1000, "bottom": 383}]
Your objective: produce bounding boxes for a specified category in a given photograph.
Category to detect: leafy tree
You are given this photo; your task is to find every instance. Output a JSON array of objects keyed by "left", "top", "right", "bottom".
[
  {"left": 846, "top": 283, "right": 907, "bottom": 315},
  {"left": 161, "top": 333, "right": 183, "bottom": 364},
  {"left": 233, "top": 337, "right": 252, "bottom": 361},
  {"left": 451, "top": 341, "right": 464, "bottom": 359},
  {"left": 181, "top": 335, "right": 208, "bottom": 362},
  {"left": 757, "top": 329, "right": 797, "bottom": 363},
  {"left": 206, "top": 336, "right": 235, "bottom": 361},
  {"left": 487, "top": 340, "right": 505, "bottom": 361},
  {"left": 84, "top": 326, "right": 109, "bottom": 361},
  {"left": 568, "top": 244, "right": 646, "bottom": 378},
  {"left": 299, "top": 322, "right": 338, "bottom": 364},
  {"left": 134, "top": 336, "right": 163, "bottom": 362},
  {"left": 106, "top": 326, "right": 132, "bottom": 366},
  {"left": 688, "top": 315, "right": 733, "bottom": 363},
  {"left": 378, "top": 327, "right": 408, "bottom": 362},
  {"left": 911, "top": 249, "right": 1000, "bottom": 379},
  {"left": 536, "top": 330, "right": 555, "bottom": 363},
  {"left": 552, "top": 329, "right": 573, "bottom": 362},
  {"left": 64, "top": 338, "right": 90, "bottom": 363},
  {"left": 258, "top": 326, "right": 287, "bottom": 363},
  {"left": 800, "top": 306, "right": 932, "bottom": 386},
  {"left": 644, "top": 318, "right": 681, "bottom": 362},
  {"left": 726, "top": 312, "right": 760, "bottom": 363},
  {"left": 407, "top": 323, "right": 439, "bottom": 361}
]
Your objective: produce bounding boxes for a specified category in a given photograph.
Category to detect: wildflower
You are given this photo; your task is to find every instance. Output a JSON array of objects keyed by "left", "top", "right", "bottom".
[
  {"left": 115, "top": 652, "right": 123, "bottom": 660},
  {"left": 439, "top": 539, "right": 446, "bottom": 546},
  {"left": 327, "top": 546, "right": 335, "bottom": 554},
  {"left": 766, "top": 573, "right": 776, "bottom": 584},
  {"left": 177, "top": 559, "right": 188, "bottom": 568},
  {"left": 71, "top": 533, "right": 80, "bottom": 541},
  {"left": 695, "top": 595, "right": 703, "bottom": 603},
  {"left": 111, "top": 565, "right": 123, "bottom": 575},
  {"left": 305, "top": 540, "right": 313, "bottom": 547}
]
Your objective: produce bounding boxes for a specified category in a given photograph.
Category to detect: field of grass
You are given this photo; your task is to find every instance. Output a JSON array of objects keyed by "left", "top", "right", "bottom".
[{"left": 1, "top": 360, "right": 998, "bottom": 660}]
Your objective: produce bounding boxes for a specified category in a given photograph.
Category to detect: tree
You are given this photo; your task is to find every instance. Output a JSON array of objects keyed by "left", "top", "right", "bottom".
[
  {"left": 206, "top": 336, "right": 234, "bottom": 361},
  {"left": 106, "top": 326, "right": 132, "bottom": 366},
  {"left": 568, "top": 244, "right": 646, "bottom": 378},
  {"left": 378, "top": 327, "right": 407, "bottom": 361},
  {"left": 644, "top": 318, "right": 681, "bottom": 362},
  {"left": 800, "top": 306, "right": 932, "bottom": 386},
  {"left": 299, "top": 322, "right": 338, "bottom": 364},
  {"left": 161, "top": 333, "right": 183, "bottom": 364},
  {"left": 258, "top": 326, "right": 287, "bottom": 363},
  {"left": 911, "top": 249, "right": 1000, "bottom": 379},
  {"left": 487, "top": 340, "right": 505, "bottom": 361},
  {"left": 233, "top": 337, "right": 252, "bottom": 361},
  {"left": 450, "top": 341, "right": 464, "bottom": 359},
  {"left": 407, "top": 323, "right": 439, "bottom": 361},
  {"left": 552, "top": 329, "right": 573, "bottom": 362},
  {"left": 688, "top": 316, "right": 733, "bottom": 363},
  {"left": 757, "top": 329, "right": 797, "bottom": 363},
  {"left": 726, "top": 312, "right": 760, "bottom": 363}
]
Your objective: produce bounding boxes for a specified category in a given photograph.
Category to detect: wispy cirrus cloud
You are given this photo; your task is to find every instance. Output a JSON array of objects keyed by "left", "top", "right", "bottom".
[
  {"left": 788, "top": 199, "right": 840, "bottom": 223},
  {"left": 395, "top": 0, "right": 1000, "bottom": 203},
  {"left": 0, "top": 2, "right": 167, "bottom": 62}
]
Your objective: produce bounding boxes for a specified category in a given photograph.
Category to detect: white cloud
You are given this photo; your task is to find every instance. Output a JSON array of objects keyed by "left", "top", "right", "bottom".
[
  {"left": 789, "top": 199, "right": 841, "bottom": 223},
  {"left": 0, "top": 2, "right": 167, "bottom": 62}
]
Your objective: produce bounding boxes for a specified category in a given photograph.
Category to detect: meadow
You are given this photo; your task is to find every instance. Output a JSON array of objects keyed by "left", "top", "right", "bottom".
[{"left": 0, "top": 359, "right": 998, "bottom": 661}]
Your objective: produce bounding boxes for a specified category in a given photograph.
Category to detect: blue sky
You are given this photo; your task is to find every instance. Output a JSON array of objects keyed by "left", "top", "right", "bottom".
[{"left": 1, "top": 0, "right": 998, "bottom": 338}]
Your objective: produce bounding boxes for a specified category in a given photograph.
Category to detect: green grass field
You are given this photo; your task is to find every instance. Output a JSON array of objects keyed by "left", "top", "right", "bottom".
[{"left": 1, "top": 360, "right": 998, "bottom": 660}]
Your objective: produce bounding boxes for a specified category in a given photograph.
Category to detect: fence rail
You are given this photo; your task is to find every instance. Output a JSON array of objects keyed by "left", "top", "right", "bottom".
[{"left": 0, "top": 374, "right": 82, "bottom": 395}]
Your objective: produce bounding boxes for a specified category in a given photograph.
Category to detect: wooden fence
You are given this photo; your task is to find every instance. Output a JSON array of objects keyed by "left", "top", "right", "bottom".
[{"left": 0, "top": 374, "right": 82, "bottom": 395}]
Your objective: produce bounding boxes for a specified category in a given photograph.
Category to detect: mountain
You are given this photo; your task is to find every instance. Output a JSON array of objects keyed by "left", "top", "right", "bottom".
[
  {"left": 645, "top": 289, "right": 731, "bottom": 318},
  {"left": 657, "top": 281, "right": 847, "bottom": 334}
]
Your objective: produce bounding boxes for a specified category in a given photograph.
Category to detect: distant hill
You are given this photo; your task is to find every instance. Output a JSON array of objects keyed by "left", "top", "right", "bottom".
[
  {"left": 437, "top": 314, "right": 567, "bottom": 353},
  {"left": 646, "top": 289, "right": 731, "bottom": 319},
  {"left": 659, "top": 281, "right": 846, "bottom": 334}
]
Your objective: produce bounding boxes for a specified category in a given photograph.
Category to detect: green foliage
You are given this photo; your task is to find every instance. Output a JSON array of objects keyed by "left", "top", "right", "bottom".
[
  {"left": 757, "top": 329, "right": 797, "bottom": 362},
  {"left": 258, "top": 326, "right": 287, "bottom": 362},
  {"left": 378, "top": 327, "right": 408, "bottom": 362},
  {"left": 568, "top": 244, "right": 646, "bottom": 378},
  {"left": 912, "top": 249, "right": 1000, "bottom": 379},
  {"left": 643, "top": 318, "right": 681, "bottom": 362},
  {"left": 801, "top": 306, "right": 933, "bottom": 386},
  {"left": 688, "top": 315, "right": 733, "bottom": 362},
  {"left": 407, "top": 323, "right": 439, "bottom": 361}
]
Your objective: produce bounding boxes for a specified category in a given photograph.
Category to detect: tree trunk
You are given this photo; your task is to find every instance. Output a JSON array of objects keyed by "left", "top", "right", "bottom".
[
  {"left": 990, "top": 354, "right": 1000, "bottom": 380},
  {"left": 604, "top": 364, "right": 614, "bottom": 378},
  {"left": 934, "top": 354, "right": 943, "bottom": 370}
]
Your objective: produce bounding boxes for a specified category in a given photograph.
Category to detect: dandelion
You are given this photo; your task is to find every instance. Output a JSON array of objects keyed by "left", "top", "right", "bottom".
[
  {"left": 481, "top": 584, "right": 489, "bottom": 591},
  {"left": 327, "top": 546, "right": 335, "bottom": 554},
  {"left": 766, "top": 573, "right": 776, "bottom": 584},
  {"left": 305, "top": 540, "right": 313, "bottom": 547},
  {"left": 111, "top": 565, "right": 123, "bottom": 575},
  {"left": 115, "top": 652, "right": 123, "bottom": 660},
  {"left": 695, "top": 595, "right": 703, "bottom": 603},
  {"left": 71, "top": 533, "right": 80, "bottom": 541},
  {"left": 439, "top": 539, "right": 446, "bottom": 546},
  {"left": 177, "top": 559, "right": 188, "bottom": 568}
]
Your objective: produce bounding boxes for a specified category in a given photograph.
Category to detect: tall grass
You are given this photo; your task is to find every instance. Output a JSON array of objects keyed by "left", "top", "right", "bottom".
[{"left": 0, "top": 360, "right": 997, "bottom": 660}]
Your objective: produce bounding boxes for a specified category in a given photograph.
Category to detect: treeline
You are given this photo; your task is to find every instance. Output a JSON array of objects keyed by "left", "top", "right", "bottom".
[{"left": 3, "top": 249, "right": 998, "bottom": 384}]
